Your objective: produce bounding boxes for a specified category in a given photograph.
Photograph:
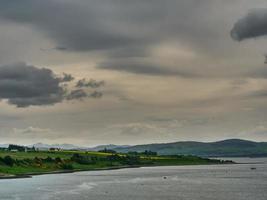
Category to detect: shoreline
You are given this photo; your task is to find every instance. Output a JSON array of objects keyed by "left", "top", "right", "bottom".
[
  {"left": 0, "top": 163, "right": 237, "bottom": 180},
  {"left": 0, "top": 165, "right": 143, "bottom": 179}
]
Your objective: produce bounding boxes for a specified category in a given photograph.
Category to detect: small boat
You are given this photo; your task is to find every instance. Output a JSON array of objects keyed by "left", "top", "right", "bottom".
[{"left": 250, "top": 167, "right": 256, "bottom": 170}]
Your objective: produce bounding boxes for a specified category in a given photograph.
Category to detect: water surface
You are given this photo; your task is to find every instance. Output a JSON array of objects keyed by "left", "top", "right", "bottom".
[{"left": 0, "top": 157, "right": 266, "bottom": 200}]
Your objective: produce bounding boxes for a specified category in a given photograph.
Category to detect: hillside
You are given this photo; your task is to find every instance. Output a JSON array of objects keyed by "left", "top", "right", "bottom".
[
  {"left": 2, "top": 139, "right": 266, "bottom": 157},
  {"left": 113, "top": 139, "right": 267, "bottom": 157}
]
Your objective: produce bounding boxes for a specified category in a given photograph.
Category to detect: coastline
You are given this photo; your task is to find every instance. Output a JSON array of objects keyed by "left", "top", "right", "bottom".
[
  {"left": 0, "top": 163, "right": 236, "bottom": 180},
  {"left": 0, "top": 165, "right": 142, "bottom": 179}
]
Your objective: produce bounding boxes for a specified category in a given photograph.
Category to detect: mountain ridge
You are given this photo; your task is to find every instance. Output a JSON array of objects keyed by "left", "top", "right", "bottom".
[
  {"left": 113, "top": 139, "right": 267, "bottom": 157},
  {"left": 1, "top": 139, "right": 267, "bottom": 157}
]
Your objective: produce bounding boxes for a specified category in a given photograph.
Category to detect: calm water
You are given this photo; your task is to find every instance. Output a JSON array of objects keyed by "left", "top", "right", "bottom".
[{"left": 0, "top": 158, "right": 267, "bottom": 200}]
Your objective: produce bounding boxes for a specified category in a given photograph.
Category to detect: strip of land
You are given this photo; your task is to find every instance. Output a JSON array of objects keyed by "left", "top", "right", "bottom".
[{"left": 0, "top": 150, "right": 234, "bottom": 179}]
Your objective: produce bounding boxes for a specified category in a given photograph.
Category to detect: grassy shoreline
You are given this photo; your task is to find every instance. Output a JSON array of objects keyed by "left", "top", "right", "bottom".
[
  {"left": 0, "top": 150, "right": 234, "bottom": 179},
  {"left": 0, "top": 163, "right": 237, "bottom": 180}
]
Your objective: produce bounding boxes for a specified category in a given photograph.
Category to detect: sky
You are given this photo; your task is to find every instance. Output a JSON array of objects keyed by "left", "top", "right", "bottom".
[{"left": 1, "top": 0, "right": 267, "bottom": 146}]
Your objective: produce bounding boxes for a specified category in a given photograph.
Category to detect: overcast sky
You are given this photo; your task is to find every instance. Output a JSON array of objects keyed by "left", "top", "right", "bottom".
[{"left": 1, "top": 0, "right": 267, "bottom": 146}]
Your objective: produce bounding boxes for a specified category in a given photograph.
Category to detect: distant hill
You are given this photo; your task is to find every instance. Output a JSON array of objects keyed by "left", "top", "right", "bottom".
[
  {"left": 112, "top": 139, "right": 267, "bottom": 157},
  {"left": 87, "top": 144, "right": 131, "bottom": 152},
  {"left": 0, "top": 144, "right": 8, "bottom": 148},
  {"left": 2, "top": 139, "right": 267, "bottom": 157},
  {"left": 31, "top": 143, "right": 84, "bottom": 150},
  {"left": 30, "top": 143, "right": 129, "bottom": 151}
]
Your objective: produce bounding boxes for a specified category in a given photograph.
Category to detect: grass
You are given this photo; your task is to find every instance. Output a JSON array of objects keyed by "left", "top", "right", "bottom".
[
  {"left": 0, "top": 150, "right": 233, "bottom": 177},
  {"left": 0, "top": 150, "right": 111, "bottom": 159}
]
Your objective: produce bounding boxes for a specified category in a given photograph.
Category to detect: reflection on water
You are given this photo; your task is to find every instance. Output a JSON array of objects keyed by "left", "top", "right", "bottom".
[{"left": 0, "top": 157, "right": 267, "bottom": 200}]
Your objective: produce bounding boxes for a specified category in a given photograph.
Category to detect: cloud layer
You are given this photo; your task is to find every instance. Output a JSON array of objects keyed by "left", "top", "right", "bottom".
[
  {"left": 98, "top": 60, "right": 198, "bottom": 77},
  {"left": 2, "top": 0, "right": 267, "bottom": 144},
  {"left": 0, "top": 0, "right": 213, "bottom": 76},
  {"left": 0, "top": 0, "right": 154, "bottom": 52}
]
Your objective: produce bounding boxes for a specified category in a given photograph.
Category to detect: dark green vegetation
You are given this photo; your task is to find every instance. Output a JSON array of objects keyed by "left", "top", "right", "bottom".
[
  {"left": 0, "top": 150, "right": 232, "bottom": 177},
  {"left": 112, "top": 139, "right": 267, "bottom": 157}
]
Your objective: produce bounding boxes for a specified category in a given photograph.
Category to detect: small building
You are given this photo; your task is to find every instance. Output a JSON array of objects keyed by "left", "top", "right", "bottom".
[{"left": 49, "top": 148, "right": 61, "bottom": 152}]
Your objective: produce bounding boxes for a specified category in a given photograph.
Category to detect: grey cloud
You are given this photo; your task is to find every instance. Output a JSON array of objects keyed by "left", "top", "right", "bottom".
[
  {"left": 0, "top": 0, "right": 154, "bottom": 52},
  {"left": 231, "top": 79, "right": 248, "bottom": 86},
  {"left": 247, "top": 66, "right": 267, "bottom": 78},
  {"left": 106, "top": 46, "right": 149, "bottom": 58},
  {"left": 40, "top": 47, "right": 68, "bottom": 52},
  {"left": 98, "top": 60, "right": 198, "bottom": 77},
  {"left": 67, "top": 89, "right": 103, "bottom": 100},
  {"left": 0, "top": 0, "right": 239, "bottom": 77},
  {"left": 0, "top": 62, "right": 103, "bottom": 107},
  {"left": 89, "top": 91, "right": 103, "bottom": 98},
  {"left": 0, "top": 0, "right": 210, "bottom": 54},
  {"left": 231, "top": 9, "right": 267, "bottom": 41},
  {"left": 66, "top": 89, "right": 88, "bottom": 100},
  {"left": 0, "top": 1, "right": 228, "bottom": 54},
  {"left": 60, "top": 73, "right": 74, "bottom": 82},
  {"left": 76, "top": 79, "right": 105, "bottom": 88},
  {"left": 248, "top": 90, "right": 267, "bottom": 98},
  {"left": 8, "top": 95, "right": 64, "bottom": 108},
  {"left": 0, "top": 62, "right": 65, "bottom": 107},
  {"left": 55, "top": 47, "right": 68, "bottom": 51}
]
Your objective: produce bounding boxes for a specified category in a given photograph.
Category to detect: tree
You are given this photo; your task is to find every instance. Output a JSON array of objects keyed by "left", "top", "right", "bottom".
[
  {"left": 8, "top": 144, "right": 26, "bottom": 152},
  {"left": 3, "top": 156, "right": 15, "bottom": 166},
  {"left": 98, "top": 148, "right": 117, "bottom": 154},
  {"left": 55, "top": 157, "right": 62, "bottom": 163}
]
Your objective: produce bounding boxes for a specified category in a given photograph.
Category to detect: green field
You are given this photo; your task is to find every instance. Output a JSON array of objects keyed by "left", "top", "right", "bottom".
[{"left": 0, "top": 150, "right": 233, "bottom": 177}]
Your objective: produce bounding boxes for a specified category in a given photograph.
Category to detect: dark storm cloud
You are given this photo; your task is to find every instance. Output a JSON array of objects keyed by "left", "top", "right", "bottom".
[
  {"left": 76, "top": 79, "right": 105, "bottom": 88},
  {"left": 231, "top": 9, "right": 267, "bottom": 41},
  {"left": 0, "top": 62, "right": 65, "bottom": 107},
  {"left": 98, "top": 60, "right": 198, "bottom": 77},
  {"left": 0, "top": 63, "right": 103, "bottom": 107}
]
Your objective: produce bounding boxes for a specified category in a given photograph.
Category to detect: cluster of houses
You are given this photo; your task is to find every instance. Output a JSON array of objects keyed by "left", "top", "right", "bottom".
[
  {"left": 8, "top": 144, "right": 36, "bottom": 152},
  {"left": 0, "top": 144, "right": 62, "bottom": 152}
]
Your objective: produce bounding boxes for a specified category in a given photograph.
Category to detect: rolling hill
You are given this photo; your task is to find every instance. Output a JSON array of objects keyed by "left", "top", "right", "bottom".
[
  {"left": 112, "top": 139, "right": 267, "bottom": 157},
  {"left": 2, "top": 139, "right": 266, "bottom": 157}
]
